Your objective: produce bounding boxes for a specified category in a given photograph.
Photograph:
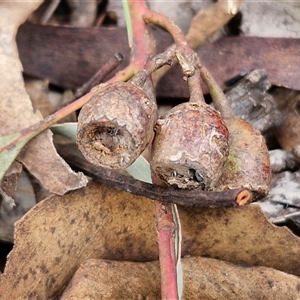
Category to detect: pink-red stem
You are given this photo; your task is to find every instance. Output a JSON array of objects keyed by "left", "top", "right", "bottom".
[{"left": 155, "top": 201, "right": 179, "bottom": 300}]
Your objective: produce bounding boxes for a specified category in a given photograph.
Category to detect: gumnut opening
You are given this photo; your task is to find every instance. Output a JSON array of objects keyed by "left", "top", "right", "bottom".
[
  {"left": 151, "top": 102, "right": 229, "bottom": 190},
  {"left": 77, "top": 81, "right": 157, "bottom": 169}
]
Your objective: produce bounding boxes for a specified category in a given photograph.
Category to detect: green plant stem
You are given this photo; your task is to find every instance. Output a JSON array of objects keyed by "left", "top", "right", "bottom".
[{"left": 200, "top": 66, "right": 234, "bottom": 119}]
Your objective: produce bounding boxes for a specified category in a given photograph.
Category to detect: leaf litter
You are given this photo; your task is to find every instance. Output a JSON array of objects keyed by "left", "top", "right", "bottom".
[
  {"left": 0, "top": 1, "right": 87, "bottom": 202},
  {"left": 1, "top": 1, "right": 300, "bottom": 299},
  {"left": 1, "top": 182, "right": 300, "bottom": 299}
]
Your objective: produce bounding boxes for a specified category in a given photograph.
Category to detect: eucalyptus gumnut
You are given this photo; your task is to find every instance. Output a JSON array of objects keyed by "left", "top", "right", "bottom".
[
  {"left": 151, "top": 102, "right": 229, "bottom": 190},
  {"left": 200, "top": 66, "right": 271, "bottom": 201},
  {"left": 77, "top": 81, "right": 157, "bottom": 169},
  {"left": 217, "top": 119, "right": 271, "bottom": 200}
]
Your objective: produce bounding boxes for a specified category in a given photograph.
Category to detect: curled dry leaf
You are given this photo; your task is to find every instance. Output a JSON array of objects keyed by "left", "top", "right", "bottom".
[
  {"left": 0, "top": 1, "right": 43, "bottom": 206},
  {"left": 0, "top": 1, "right": 87, "bottom": 195},
  {"left": 18, "top": 131, "right": 88, "bottom": 195},
  {"left": 1, "top": 182, "right": 300, "bottom": 299},
  {"left": 60, "top": 257, "right": 300, "bottom": 300},
  {"left": 24, "top": 77, "right": 54, "bottom": 118},
  {"left": 186, "top": 0, "right": 243, "bottom": 48},
  {"left": 0, "top": 171, "right": 36, "bottom": 243},
  {"left": 0, "top": 161, "right": 22, "bottom": 207}
]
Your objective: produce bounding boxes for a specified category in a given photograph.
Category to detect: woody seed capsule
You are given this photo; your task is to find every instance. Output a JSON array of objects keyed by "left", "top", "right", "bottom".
[
  {"left": 77, "top": 81, "right": 157, "bottom": 169},
  {"left": 151, "top": 101, "right": 229, "bottom": 190}
]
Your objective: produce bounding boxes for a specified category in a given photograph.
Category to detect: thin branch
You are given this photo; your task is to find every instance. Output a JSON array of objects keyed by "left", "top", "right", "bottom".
[
  {"left": 0, "top": 92, "right": 92, "bottom": 156},
  {"left": 200, "top": 66, "right": 234, "bottom": 118},
  {"left": 74, "top": 53, "right": 124, "bottom": 99},
  {"left": 57, "top": 145, "right": 252, "bottom": 208}
]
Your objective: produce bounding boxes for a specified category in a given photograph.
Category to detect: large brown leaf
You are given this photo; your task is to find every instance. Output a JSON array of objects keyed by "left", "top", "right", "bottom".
[
  {"left": 0, "top": 181, "right": 300, "bottom": 299},
  {"left": 60, "top": 257, "right": 300, "bottom": 300},
  {"left": 0, "top": 181, "right": 157, "bottom": 300}
]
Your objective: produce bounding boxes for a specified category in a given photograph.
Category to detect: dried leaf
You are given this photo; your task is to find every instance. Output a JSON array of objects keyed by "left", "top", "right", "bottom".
[
  {"left": 157, "top": 37, "right": 300, "bottom": 98},
  {"left": 0, "top": 2, "right": 87, "bottom": 194},
  {"left": 180, "top": 205, "right": 300, "bottom": 277},
  {"left": 61, "top": 257, "right": 300, "bottom": 300},
  {"left": 1, "top": 181, "right": 300, "bottom": 298},
  {"left": 0, "top": 161, "right": 22, "bottom": 207},
  {"left": 62, "top": 259, "right": 161, "bottom": 299},
  {"left": 274, "top": 93, "right": 300, "bottom": 151},
  {"left": 18, "top": 131, "right": 87, "bottom": 195},
  {"left": 186, "top": 0, "right": 243, "bottom": 48},
  {"left": 0, "top": 181, "right": 157, "bottom": 300},
  {"left": 0, "top": 171, "right": 36, "bottom": 243},
  {"left": 24, "top": 77, "right": 54, "bottom": 118},
  {"left": 17, "top": 24, "right": 300, "bottom": 95}
]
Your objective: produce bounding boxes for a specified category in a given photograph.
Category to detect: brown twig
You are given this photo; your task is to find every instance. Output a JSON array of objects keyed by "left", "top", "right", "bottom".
[
  {"left": 187, "top": 68, "right": 205, "bottom": 104},
  {"left": 55, "top": 53, "right": 124, "bottom": 111},
  {"left": 128, "top": 49, "right": 176, "bottom": 87},
  {"left": 74, "top": 53, "right": 124, "bottom": 99},
  {"left": 0, "top": 92, "right": 92, "bottom": 156},
  {"left": 152, "top": 1, "right": 243, "bottom": 87},
  {"left": 56, "top": 145, "right": 252, "bottom": 208}
]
